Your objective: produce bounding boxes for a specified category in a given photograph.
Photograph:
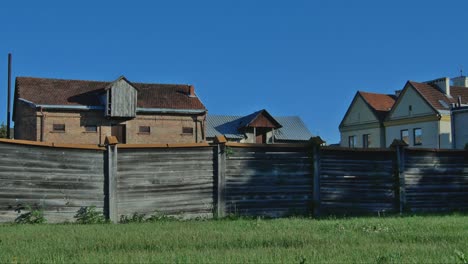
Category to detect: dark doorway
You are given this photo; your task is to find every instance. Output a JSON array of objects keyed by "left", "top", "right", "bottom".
[
  {"left": 255, "top": 128, "right": 269, "bottom": 143},
  {"left": 112, "top": 124, "right": 126, "bottom": 143}
]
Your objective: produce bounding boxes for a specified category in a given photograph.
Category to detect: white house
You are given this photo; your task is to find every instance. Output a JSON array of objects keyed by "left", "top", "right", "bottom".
[
  {"left": 340, "top": 75, "right": 468, "bottom": 149},
  {"left": 339, "top": 91, "right": 395, "bottom": 148}
]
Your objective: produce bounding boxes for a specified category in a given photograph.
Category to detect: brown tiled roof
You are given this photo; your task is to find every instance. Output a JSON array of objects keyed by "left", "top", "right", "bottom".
[
  {"left": 15, "top": 76, "right": 207, "bottom": 110},
  {"left": 408, "top": 81, "right": 468, "bottom": 111},
  {"left": 358, "top": 91, "right": 396, "bottom": 121}
]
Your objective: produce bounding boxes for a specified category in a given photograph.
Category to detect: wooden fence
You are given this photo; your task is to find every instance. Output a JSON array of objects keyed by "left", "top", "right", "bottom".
[{"left": 0, "top": 138, "right": 466, "bottom": 223}]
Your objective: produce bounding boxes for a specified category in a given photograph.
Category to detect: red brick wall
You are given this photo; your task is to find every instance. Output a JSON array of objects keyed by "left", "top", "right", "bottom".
[{"left": 15, "top": 109, "right": 206, "bottom": 144}]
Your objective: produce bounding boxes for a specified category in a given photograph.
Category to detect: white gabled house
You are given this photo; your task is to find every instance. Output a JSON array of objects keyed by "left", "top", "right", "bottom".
[
  {"left": 340, "top": 75, "right": 468, "bottom": 149},
  {"left": 339, "top": 91, "right": 395, "bottom": 148}
]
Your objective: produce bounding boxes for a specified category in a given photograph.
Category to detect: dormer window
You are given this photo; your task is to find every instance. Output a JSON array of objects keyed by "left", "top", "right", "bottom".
[{"left": 104, "top": 76, "right": 138, "bottom": 118}]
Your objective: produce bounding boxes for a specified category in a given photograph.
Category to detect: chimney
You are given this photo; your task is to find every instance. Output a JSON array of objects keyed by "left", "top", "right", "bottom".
[
  {"left": 452, "top": 76, "right": 468, "bottom": 87},
  {"left": 426, "top": 77, "right": 450, "bottom": 96},
  {"left": 188, "top": 85, "right": 196, "bottom": 97},
  {"left": 395, "top": 90, "right": 402, "bottom": 97}
]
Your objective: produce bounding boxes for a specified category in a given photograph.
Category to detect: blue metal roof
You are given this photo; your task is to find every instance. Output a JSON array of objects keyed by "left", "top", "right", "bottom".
[{"left": 206, "top": 114, "right": 313, "bottom": 141}]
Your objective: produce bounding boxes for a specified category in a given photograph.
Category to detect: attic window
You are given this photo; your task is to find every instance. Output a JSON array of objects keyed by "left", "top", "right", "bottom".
[
  {"left": 438, "top": 100, "right": 450, "bottom": 109},
  {"left": 139, "top": 126, "right": 150, "bottom": 134},
  {"left": 53, "top": 124, "right": 65, "bottom": 132},
  {"left": 85, "top": 125, "right": 97, "bottom": 133},
  {"left": 182, "top": 127, "right": 193, "bottom": 135}
]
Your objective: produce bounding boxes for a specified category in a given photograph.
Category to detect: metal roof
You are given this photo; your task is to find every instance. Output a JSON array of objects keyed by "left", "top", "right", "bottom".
[{"left": 206, "top": 114, "right": 313, "bottom": 141}]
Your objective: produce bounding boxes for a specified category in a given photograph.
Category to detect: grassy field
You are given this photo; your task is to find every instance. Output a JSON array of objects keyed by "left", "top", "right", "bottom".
[{"left": 1, "top": 215, "right": 467, "bottom": 263}]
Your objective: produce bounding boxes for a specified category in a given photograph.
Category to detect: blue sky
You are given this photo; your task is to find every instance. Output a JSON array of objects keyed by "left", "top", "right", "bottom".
[{"left": 1, "top": 0, "right": 467, "bottom": 143}]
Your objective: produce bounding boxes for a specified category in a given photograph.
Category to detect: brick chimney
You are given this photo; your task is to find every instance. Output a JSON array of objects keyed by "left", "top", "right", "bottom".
[
  {"left": 188, "top": 85, "right": 196, "bottom": 97},
  {"left": 426, "top": 77, "right": 450, "bottom": 96}
]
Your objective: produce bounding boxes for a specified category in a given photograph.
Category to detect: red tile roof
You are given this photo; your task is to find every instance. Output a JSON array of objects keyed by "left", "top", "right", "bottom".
[
  {"left": 358, "top": 91, "right": 396, "bottom": 120},
  {"left": 408, "top": 81, "right": 468, "bottom": 111},
  {"left": 15, "top": 76, "right": 207, "bottom": 110}
]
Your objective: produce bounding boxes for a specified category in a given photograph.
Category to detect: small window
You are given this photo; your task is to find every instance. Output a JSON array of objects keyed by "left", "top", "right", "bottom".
[
  {"left": 85, "top": 125, "right": 97, "bottom": 132},
  {"left": 182, "top": 127, "right": 193, "bottom": 134},
  {"left": 413, "top": 128, "right": 422, "bottom": 146},
  {"left": 139, "top": 126, "right": 150, "bottom": 134},
  {"left": 348, "top": 135, "right": 356, "bottom": 148},
  {"left": 400, "top": 129, "right": 409, "bottom": 144},
  {"left": 53, "top": 124, "right": 65, "bottom": 132},
  {"left": 363, "top": 134, "right": 371, "bottom": 148}
]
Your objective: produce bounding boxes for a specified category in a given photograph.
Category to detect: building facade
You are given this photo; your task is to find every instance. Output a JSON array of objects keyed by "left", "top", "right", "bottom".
[
  {"left": 339, "top": 91, "right": 395, "bottom": 148},
  {"left": 340, "top": 76, "right": 468, "bottom": 149},
  {"left": 14, "top": 76, "right": 207, "bottom": 144}
]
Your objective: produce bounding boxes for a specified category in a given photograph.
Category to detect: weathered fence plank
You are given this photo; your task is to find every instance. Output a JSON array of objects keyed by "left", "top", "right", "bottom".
[
  {"left": 0, "top": 143, "right": 105, "bottom": 223},
  {"left": 224, "top": 146, "right": 313, "bottom": 217},
  {"left": 116, "top": 147, "right": 215, "bottom": 219},
  {"left": 319, "top": 148, "right": 397, "bottom": 215}
]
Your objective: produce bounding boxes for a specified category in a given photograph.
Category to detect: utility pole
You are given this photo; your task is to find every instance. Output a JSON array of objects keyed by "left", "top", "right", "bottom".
[{"left": 7, "top": 53, "right": 11, "bottom": 139}]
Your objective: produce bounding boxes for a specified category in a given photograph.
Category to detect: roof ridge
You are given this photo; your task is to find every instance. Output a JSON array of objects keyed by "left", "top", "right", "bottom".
[{"left": 16, "top": 76, "right": 192, "bottom": 87}]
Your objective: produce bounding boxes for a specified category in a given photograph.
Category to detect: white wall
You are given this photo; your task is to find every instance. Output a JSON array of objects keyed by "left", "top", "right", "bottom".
[
  {"left": 342, "top": 96, "right": 379, "bottom": 125},
  {"left": 385, "top": 121, "right": 440, "bottom": 148},
  {"left": 453, "top": 111, "right": 468, "bottom": 149},
  {"left": 390, "top": 86, "right": 434, "bottom": 119},
  {"left": 340, "top": 127, "right": 384, "bottom": 148}
]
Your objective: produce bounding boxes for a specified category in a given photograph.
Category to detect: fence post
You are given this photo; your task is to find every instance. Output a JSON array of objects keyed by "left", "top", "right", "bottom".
[
  {"left": 105, "top": 136, "right": 119, "bottom": 223},
  {"left": 310, "top": 136, "right": 324, "bottom": 217},
  {"left": 214, "top": 135, "right": 227, "bottom": 218},
  {"left": 391, "top": 139, "right": 408, "bottom": 214}
]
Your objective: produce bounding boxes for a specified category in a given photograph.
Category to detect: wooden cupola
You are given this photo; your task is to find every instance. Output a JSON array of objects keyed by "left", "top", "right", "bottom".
[{"left": 104, "top": 76, "right": 138, "bottom": 118}]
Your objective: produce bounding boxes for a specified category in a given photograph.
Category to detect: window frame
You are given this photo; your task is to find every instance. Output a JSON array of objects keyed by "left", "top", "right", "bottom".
[
  {"left": 400, "top": 129, "right": 409, "bottom": 144},
  {"left": 84, "top": 125, "right": 98, "bottom": 133},
  {"left": 138, "top": 126, "right": 151, "bottom": 134},
  {"left": 182, "top": 127, "right": 194, "bottom": 135},
  {"left": 362, "top": 134, "right": 370, "bottom": 148},
  {"left": 413, "top": 128, "right": 422, "bottom": 146},
  {"left": 52, "top": 124, "right": 66, "bottom": 133},
  {"left": 348, "top": 135, "right": 356, "bottom": 148}
]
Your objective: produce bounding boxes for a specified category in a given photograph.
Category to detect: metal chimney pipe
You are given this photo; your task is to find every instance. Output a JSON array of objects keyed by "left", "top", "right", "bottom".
[{"left": 7, "top": 53, "right": 11, "bottom": 139}]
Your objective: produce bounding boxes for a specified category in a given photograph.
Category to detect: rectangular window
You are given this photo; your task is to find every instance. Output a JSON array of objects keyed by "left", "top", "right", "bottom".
[
  {"left": 84, "top": 125, "right": 97, "bottom": 133},
  {"left": 363, "top": 134, "right": 370, "bottom": 148},
  {"left": 182, "top": 127, "right": 194, "bottom": 135},
  {"left": 400, "top": 129, "right": 409, "bottom": 144},
  {"left": 139, "top": 126, "right": 151, "bottom": 134},
  {"left": 348, "top": 135, "right": 356, "bottom": 148},
  {"left": 413, "top": 128, "right": 422, "bottom": 146},
  {"left": 53, "top": 124, "right": 65, "bottom": 132}
]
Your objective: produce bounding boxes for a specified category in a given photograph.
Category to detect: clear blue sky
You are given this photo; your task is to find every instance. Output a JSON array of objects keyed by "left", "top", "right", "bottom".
[{"left": 1, "top": 0, "right": 467, "bottom": 144}]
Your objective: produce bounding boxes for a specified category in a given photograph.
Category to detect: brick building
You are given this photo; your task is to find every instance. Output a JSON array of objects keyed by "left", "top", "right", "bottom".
[{"left": 13, "top": 76, "right": 207, "bottom": 144}]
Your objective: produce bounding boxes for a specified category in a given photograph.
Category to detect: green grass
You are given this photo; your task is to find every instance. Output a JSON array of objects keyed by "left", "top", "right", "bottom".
[{"left": 1, "top": 215, "right": 467, "bottom": 263}]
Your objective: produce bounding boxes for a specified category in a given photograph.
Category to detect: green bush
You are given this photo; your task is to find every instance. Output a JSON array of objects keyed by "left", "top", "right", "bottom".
[
  {"left": 74, "top": 206, "right": 106, "bottom": 224},
  {"left": 120, "top": 213, "right": 146, "bottom": 224},
  {"left": 14, "top": 205, "right": 46, "bottom": 224}
]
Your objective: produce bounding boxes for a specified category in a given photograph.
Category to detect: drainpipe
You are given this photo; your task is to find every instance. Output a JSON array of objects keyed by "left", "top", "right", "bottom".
[
  {"left": 450, "top": 109, "right": 456, "bottom": 149},
  {"left": 194, "top": 116, "right": 198, "bottom": 143},
  {"left": 39, "top": 107, "right": 45, "bottom": 142},
  {"left": 437, "top": 114, "right": 441, "bottom": 149}
]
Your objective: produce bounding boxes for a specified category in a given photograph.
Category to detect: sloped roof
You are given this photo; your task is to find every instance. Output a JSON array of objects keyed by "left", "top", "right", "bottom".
[
  {"left": 408, "top": 81, "right": 468, "bottom": 112},
  {"left": 235, "top": 109, "right": 282, "bottom": 129},
  {"left": 206, "top": 114, "right": 313, "bottom": 141},
  {"left": 15, "top": 76, "right": 206, "bottom": 110},
  {"left": 359, "top": 91, "right": 396, "bottom": 121}
]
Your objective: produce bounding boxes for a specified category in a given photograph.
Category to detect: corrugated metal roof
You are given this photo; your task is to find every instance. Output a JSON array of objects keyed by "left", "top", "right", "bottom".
[{"left": 206, "top": 114, "right": 313, "bottom": 141}]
